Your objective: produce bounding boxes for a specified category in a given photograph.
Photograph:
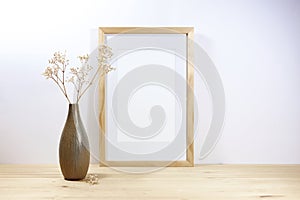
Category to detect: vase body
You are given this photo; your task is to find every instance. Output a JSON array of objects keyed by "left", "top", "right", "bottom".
[{"left": 59, "top": 104, "right": 90, "bottom": 180}]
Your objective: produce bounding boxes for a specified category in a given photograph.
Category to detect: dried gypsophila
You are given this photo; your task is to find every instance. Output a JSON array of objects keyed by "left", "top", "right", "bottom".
[
  {"left": 67, "top": 62, "right": 93, "bottom": 102},
  {"left": 42, "top": 51, "right": 72, "bottom": 103},
  {"left": 42, "top": 45, "right": 113, "bottom": 104},
  {"left": 84, "top": 174, "right": 99, "bottom": 185},
  {"left": 72, "top": 45, "right": 114, "bottom": 102}
]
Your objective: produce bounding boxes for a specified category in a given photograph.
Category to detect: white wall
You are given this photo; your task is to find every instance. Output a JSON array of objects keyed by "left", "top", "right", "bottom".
[{"left": 0, "top": 0, "right": 299, "bottom": 164}]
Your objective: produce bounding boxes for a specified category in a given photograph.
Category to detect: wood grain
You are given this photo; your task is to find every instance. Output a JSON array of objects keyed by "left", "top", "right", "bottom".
[
  {"left": 99, "top": 27, "right": 194, "bottom": 34},
  {"left": 0, "top": 165, "right": 299, "bottom": 200},
  {"left": 98, "top": 28, "right": 106, "bottom": 167},
  {"left": 186, "top": 28, "right": 194, "bottom": 166}
]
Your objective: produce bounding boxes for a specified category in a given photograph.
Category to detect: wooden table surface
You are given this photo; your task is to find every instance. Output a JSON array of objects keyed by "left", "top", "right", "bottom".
[{"left": 0, "top": 165, "right": 299, "bottom": 200}]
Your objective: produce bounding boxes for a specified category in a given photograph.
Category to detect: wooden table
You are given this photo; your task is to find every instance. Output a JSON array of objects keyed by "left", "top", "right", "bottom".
[{"left": 0, "top": 165, "right": 299, "bottom": 199}]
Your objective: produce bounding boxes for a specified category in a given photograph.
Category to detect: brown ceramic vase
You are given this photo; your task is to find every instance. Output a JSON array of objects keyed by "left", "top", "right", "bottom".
[{"left": 59, "top": 104, "right": 90, "bottom": 180}]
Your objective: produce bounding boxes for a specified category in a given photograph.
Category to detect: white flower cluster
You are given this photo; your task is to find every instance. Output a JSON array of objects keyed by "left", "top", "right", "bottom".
[
  {"left": 42, "top": 45, "right": 113, "bottom": 103},
  {"left": 84, "top": 174, "right": 99, "bottom": 185},
  {"left": 98, "top": 45, "right": 114, "bottom": 73}
]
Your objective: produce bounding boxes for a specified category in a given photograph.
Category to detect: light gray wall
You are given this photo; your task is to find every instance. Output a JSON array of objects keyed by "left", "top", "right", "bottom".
[{"left": 0, "top": 0, "right": 299, "bottom": 164}]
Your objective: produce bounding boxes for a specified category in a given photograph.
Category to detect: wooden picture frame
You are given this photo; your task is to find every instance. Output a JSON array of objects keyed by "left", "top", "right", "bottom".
[{"left": 99, "top": 27, "right": 194, "bottom": 167}]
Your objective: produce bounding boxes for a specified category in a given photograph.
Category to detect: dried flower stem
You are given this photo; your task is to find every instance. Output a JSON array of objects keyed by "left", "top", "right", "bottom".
[{"left": 50, "top": 76, "right": 71, "bottom": 104}]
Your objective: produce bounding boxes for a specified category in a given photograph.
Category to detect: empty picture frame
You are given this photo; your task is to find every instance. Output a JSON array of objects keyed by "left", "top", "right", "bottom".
[{"left": 99, "top": 27, "right": 194, "bottom": 167}]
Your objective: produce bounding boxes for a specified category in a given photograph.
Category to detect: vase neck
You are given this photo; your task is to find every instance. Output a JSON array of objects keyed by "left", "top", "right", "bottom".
[{"left": 68, "top": 104, "right": 80, "bottom": 115}]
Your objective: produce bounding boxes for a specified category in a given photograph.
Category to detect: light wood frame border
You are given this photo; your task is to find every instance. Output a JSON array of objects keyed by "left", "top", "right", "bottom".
[{"left": 99, "top": 27, "right": 194, "bottom": 167}]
